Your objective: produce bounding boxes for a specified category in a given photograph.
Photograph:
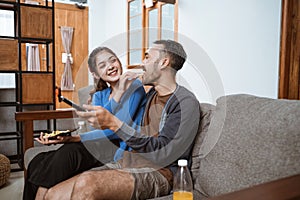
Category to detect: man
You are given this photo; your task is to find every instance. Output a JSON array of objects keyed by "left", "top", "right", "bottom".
[{"left": 44, "top": 40, "right": 200, "bottom": 200}]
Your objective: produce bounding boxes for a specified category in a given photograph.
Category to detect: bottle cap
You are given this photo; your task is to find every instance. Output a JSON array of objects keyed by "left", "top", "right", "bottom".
[
  {"left": 78, "top": 121, "right": 85, "bottom": 126},
  {"left": 178, "top": 159, "right": 188, "bottom": 166}
]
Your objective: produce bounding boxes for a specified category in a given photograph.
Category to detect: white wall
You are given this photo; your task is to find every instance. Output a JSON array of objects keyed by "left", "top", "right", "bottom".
[
  {"left": 88, "top": 0, "right": 127, "bottom": 84},
  {"left": 89, "top": 0, "right": 282, "bottom": 103}
]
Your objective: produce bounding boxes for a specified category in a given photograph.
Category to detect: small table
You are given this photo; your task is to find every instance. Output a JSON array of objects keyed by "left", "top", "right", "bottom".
[
  {"left": 208, "top": 174, "right": 300, "bottom": 200},
  {"left": 15, "top": 109, "right": 77, "bottom": 154}
]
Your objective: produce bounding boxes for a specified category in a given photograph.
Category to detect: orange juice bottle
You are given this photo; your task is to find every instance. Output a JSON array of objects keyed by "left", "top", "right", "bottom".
[
  {"left": 173, "top": 191, "right": 193, "bottom": 200},
  {"left": 173, "top": 159, "right": 193, "bottom": 200}
]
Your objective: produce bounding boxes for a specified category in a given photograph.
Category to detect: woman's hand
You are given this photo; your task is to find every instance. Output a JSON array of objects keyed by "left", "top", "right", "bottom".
[
  {"left": 112, "top": 71, "right": 139, "bottom": 102},
  {"left": 35, "top": 132, "right": 81, "bottom": 145}
]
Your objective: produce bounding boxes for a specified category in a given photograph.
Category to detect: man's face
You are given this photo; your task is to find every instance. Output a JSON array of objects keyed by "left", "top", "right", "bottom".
[{"left": 140, "top": 44, "right": 164, "bottom": 85}]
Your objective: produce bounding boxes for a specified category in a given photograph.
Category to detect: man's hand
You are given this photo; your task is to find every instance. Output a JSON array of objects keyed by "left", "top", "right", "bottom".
[
  {"left": 76, "top": 105, "right": 123, "bottom": 132},
  {"left": 35, "top": 132, "right": 81, "bottom": 145}
]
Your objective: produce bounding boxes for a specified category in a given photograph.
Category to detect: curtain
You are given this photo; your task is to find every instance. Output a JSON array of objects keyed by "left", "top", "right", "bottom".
[
  {"left": 60, "top": 26, "right": 74, "bottom": 91},
  {"left": 26, "top": 43, "right": 40, "bottom": 71}
]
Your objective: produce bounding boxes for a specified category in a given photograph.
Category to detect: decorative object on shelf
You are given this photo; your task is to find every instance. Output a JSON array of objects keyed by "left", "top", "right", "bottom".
[
  {"left": 26, "top": 43, "right": 40, "bottom": 71},
  {"left": 0, "top": 154, "right": 10, "bottom": 187},
  {"left": 60, "top": 26, "right": 74, "bottom": 91}
]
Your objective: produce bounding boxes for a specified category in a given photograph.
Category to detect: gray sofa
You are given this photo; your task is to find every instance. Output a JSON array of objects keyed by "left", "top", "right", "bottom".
[{"left": 24, "top": 94, "right": 300, "bottom": 199}]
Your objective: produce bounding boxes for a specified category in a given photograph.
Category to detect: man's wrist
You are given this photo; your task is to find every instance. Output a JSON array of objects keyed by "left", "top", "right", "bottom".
[{"left": 111, "top": 118, "right": 123, "bottom": 132}]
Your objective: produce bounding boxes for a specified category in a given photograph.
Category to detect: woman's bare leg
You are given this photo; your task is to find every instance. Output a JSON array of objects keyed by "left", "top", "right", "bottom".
[{"left": 71, "top": 170, "right": 135, "bottom": 200}]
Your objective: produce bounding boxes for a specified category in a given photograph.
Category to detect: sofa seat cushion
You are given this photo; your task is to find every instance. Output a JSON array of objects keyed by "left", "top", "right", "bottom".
[{"left": 198, "top": 94, "right": 300, "bottom": 196}]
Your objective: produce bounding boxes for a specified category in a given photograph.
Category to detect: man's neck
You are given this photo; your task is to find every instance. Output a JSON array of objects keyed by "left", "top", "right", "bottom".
[{"left": 154, "top": 80, "right": 177, "bottom": 96}]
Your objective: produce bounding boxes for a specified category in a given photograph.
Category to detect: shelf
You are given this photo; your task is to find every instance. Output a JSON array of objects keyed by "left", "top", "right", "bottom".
[
  {"left": 0, "top": 132, "right": 21, "bottom": 141},
  {"left": 0, "top": 102, "right": 19, "bottom": 106},
  {"left": 0, "top": 0, "right": 55, "bottom": 169},
  {"left": 20, "top": 37, "right": 53, "bottom": 43},
  {"left": 0, "top": 1, "right": 15, "bottom": 8},
  {"left": 0, "top": 0, "right": 17, "bottom": 2}
]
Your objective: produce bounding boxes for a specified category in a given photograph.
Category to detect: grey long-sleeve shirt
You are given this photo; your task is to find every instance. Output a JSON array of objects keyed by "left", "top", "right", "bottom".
[{"left": 116, "top": 84, "right": 201, "bottom": 175}]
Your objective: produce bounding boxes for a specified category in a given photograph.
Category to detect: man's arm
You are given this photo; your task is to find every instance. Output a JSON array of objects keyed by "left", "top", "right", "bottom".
[
  {"left": 77, "top": 105, "right": 123, "bottom": 132},
  {"left": 78, "top": 93, "right": 200, "bottom": 166},
  {"left": 116, "top": 96, "right": 200, "bottom": 166}
]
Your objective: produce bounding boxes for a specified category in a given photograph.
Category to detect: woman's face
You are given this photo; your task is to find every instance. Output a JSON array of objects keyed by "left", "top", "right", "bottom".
[{"left": 94, "top": 51, "right": 122, "bottom": 83}]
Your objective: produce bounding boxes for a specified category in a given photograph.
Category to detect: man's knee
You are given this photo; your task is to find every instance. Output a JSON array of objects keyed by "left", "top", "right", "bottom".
[
  {"left": 44, "top": 187, "right": 53, "bottom": 200},
  {"left": 74, "top": 171, "right": 95, "bottom": 190},
  {"left": 44, "top": 185, "right": 69, "bottom": 200}
]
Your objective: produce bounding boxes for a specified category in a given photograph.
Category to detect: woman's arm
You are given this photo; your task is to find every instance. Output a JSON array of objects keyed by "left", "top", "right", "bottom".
[{"left": 80, "top": 79, "right": 146, "bottom": 142}]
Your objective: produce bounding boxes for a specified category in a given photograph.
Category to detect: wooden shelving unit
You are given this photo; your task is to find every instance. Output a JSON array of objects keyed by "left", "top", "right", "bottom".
[{"left": 0, "top": 0, "right": 55, "bottom": 170}]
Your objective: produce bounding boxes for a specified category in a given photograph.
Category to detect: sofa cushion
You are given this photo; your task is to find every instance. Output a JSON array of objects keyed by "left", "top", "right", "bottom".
[
  {"left": 190, "top": 103, "right": 215, "bottom": 196},
  {"left": 198, "top": 94, "right": 300, "bottom": 196}
]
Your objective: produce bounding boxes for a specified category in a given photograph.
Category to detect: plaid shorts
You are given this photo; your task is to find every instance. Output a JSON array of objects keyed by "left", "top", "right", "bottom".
[{"left": 93, "top": 163, "right": 171, "bottom": 200}]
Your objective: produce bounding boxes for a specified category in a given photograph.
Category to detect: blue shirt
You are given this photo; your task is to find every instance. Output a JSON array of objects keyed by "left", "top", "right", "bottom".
[{"left": 80, "top": 79, "right": 146, "bottom": 161}]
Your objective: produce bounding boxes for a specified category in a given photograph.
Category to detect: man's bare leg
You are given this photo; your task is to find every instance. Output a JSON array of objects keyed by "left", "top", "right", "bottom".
[
  {"left": 35, "top": 187, "right": 47, "bottom": 200},
  {"left": 43, "top": 174, "right": 80, "bottom": 200},
  {"left": 71, "top": 170, "right": 135, "bottom": 200}
]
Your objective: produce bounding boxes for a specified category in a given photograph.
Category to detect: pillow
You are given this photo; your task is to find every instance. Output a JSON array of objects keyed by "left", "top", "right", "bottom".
[{"left": 198, "top": 94, "right": 300, "bottom": 196}]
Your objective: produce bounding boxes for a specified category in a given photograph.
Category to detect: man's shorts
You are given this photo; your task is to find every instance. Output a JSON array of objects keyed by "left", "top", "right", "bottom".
[{"left": 92, "top": 162, "right": 171, "bottom": 200}]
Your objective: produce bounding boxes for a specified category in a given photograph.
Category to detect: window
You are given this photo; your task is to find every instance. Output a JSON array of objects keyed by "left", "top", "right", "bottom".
[
  {"left": 0, "top": 9, "right": 15, "bottom": 37},
  {"left": 0, "top": 7, "right": 15, "bottom": 88},
  {"left": 127, "top": 0, "right": 177, "bottom": 68}
]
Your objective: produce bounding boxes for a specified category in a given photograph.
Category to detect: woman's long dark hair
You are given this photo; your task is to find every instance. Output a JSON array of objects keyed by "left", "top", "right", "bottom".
[{"left": 87, "top": 47, "right": 122, "bottom": 101}]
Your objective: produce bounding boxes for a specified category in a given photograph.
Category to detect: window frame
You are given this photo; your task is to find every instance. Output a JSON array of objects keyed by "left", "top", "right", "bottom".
[{"left": 127, "top": 0, "right": 178, "bottom": 69}]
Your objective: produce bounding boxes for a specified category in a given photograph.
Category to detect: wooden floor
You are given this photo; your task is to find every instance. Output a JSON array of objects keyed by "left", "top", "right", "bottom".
[{"left": 0, "top": 170, "right": 23, "bottom": 200}]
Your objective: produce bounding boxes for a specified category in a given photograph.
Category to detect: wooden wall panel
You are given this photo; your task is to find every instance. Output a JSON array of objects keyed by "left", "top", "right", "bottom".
[
  {"left": 22, "top": 73, "right": 53, "bottom": 104},
  {"left": 0, "top": 39, "right": 18, "bottom": 71},
  {"left": 20, "top": 6, "right": 52, "bottom": 39},
  {"left": 55, "top": 3, "right": 89, "bottom": 109}
]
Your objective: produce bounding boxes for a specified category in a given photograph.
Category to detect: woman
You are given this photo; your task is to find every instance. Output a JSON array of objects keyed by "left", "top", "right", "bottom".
[{"left": 23, "top": 47, "right": 146, "bottom": 200}]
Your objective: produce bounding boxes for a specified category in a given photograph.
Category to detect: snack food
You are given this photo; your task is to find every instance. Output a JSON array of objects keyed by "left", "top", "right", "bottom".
[{"left": 43, "top": 130, "right": 71, "bottom": 140}]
